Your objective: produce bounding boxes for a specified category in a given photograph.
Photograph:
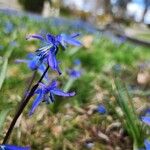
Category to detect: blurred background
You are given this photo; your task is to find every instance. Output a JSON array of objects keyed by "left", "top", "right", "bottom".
[{"left": 0, "top": 0, "right": 150, "bottom": 42}]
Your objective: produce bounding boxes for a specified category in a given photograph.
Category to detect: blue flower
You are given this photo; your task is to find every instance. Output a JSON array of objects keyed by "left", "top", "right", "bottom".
[
  {"left": 29, "top": 81, "right": 75, "bottom": 115},
  {"left": 67, "top": 59, "right": 82, "bottom": 79},
  {"left": 4, "top": 21, "right": 14, "bottom": 34},
  {"left": 144, "top": 139, "right": 150, "bottom": 150},
  {"left": 141, "top": 116, "right": 150, "bottom": 125},
  {"left": 26, "top": 33, "right": 81, "bottom": 74},
  {"left": 0, "top": 144, "right": 30, "bottom": 150},
  {"left": 97, "top": 105, "right": 106, "bottom": 114},
  {"left": 74, "top": 59, "right": 81, "bottom": 65},
  {"left": 68, "top": 69, "right": 81, "bottom": 79}
]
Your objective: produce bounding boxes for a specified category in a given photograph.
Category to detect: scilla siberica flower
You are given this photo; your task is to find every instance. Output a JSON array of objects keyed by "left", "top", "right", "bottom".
[
  {"left": 0, "top": 144, "right": 30, "bottom": 150},
  {"left": 29, "top": 80, "right": 75, "bottom": 115},
  {"left": 26, "top": 33, "right": 81, "bottom": 74}
]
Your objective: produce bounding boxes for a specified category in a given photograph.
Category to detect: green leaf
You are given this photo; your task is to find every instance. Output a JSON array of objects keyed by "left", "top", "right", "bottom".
[{"left": 0, "top": 58, "right": 8, "bottom": 90}]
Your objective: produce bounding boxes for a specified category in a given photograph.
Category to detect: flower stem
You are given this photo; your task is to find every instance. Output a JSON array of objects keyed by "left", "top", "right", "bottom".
[{"left": 2, "top": 66, "right": 49, "bottom": 144}]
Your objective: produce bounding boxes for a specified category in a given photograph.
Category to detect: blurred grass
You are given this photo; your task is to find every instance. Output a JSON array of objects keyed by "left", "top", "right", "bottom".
[{"left": 0, "top": 10, "right": 150, "bottom": 149}]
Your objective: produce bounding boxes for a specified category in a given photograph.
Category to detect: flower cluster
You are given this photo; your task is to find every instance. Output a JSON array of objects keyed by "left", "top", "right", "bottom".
[
  {"left": 29, "top": 81, "right": 75, "bottom": 115},
  {"left": 25, "top": 33, "right": 81, "bottom": 115}
]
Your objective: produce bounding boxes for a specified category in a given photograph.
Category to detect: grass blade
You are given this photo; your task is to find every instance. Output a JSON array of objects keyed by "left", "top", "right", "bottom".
[{"left": 0, "top": 109, "right": 10, "bottom": 134}]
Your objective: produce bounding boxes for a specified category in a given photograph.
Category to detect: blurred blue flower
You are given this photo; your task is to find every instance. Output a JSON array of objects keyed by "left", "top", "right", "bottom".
[
  {"left": 26, "top": 33, "right": 81, "bottom": 74},
  {"left": 4, "top": 21, "right": 14, "bottom": 34},
  {"left": 0, "top": 144, "right": 30, "bottom": 150},
  {"left": 10, "top": 41, "right": 18, "bottom": 47},
  {"left": 29, "top": 81, "right": 75, "bottom": 115},
  {"left": 97, "top": 105, "right": 106, "bottom": 114},
  {"left": 68, "top": 69, "right": 81, "bottom": 79},
  {"left": 67, "top": 59, "right": 82, "bottom": 79},
  {"left": 144, "top": 139, "right": 150, "bottom": 150},
  {"left": 74, "top": 59, "right": 81, "bottom": 65},
  {"left": 119, "top": 36, "right": 126, "bottom": 43},
  {"left": 141, "top": 116, "right": 150, "bottom": 125},
  {"left": 143, "top": 109, "right": 150, "bottom": 115}
]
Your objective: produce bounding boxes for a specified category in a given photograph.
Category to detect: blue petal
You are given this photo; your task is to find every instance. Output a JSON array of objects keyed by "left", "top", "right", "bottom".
[
  {"left": 26, "top": 34, "right": 45, "bottom": 41},
  {"left": 49, "top": 80, "right": 58, "bottom": 88},
  {"left": 144, "top": 139, "right": 150, "bottom": 150},
  {"left": 61, "top": 34, "right": 82, "bottom": 46},
  {"left": 141, "top": 116, "right": 150, "bottom": 125},
  {"left": 1, "top": 144, "right": 30, "bottom": 150},
  {"left": 51, "top": 88, "right": 75, "bottom": 97},
  {"left": 15, "top": 59, "right": 29, "bottom": 64},
  {"left": 65, "top": 38, "right": 82, "bottom": 46},
  {"left": 28, "top": 56, "right": 41, "bottom": 70},
  {"left": 29, "top": 90, "right": 43, "bottom": 115},
  {"left": 71, "top": 33, "right": 80, "bottom": 38},
  {"left": 46, "top": 33, "right": 55, "bottom": 44},
  {"left": 48, "top": 48, "right": 61, "bottom": 74}
]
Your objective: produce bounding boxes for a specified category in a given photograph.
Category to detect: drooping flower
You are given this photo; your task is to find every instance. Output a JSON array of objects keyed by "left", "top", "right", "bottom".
[
  {"left": 0, "top": 144, "right": 30, "bottom": 150},
  {"left": 29, "top": 80, "right": 75, "bottom": 115},
  {"left": 97, "top": 105, "right": 106, "bottom": 114},
  {"left": 26, "top": 33, "right": 81, "bottom": 74}
]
